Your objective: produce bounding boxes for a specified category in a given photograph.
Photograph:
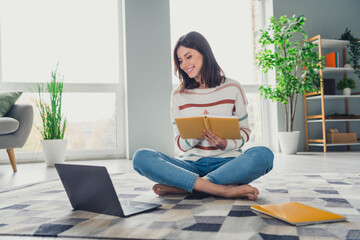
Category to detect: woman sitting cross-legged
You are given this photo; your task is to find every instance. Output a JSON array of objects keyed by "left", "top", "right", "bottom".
[{"left": 132, "top": 31, "right": 273, "bottom": 200}]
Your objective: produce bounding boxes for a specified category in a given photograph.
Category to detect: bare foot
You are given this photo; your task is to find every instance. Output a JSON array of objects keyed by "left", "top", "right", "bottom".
[
  {"left": 220, "top": 184, "right": 259, "bottom": 200},
  {"left": 152, "top": 184, "right": 188, "bottom": 196},
  {"left": 193, "top": 177, "right": 259, "bottom": 200}
]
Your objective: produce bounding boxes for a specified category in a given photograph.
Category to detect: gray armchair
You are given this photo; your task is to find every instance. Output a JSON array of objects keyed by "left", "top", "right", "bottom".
[{"left": 0, "top": 104, "right": 33, "bottom": 172}]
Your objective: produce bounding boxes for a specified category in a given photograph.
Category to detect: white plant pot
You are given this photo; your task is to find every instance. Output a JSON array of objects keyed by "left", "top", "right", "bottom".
[
  {"left": 343, "top": 88, "right": 351, "bottom": 96},
  {"left": 278, "top": 131, "right": 300, "bottom": 154},
  {"left": 42, "top": 139, "right": 68, "bottom": 167},
  {"left": 344, "top": 64, "right": 351, "bottom": 68}
]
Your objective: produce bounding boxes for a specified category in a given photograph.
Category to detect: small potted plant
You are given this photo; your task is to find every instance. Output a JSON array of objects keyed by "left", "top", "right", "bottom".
[
  {"left": 344, "top": 59, "right": 351, "bottom": 68},
  {"left": 337, "top": 77, "right": 356, "bottom": 95},
  {"left": 35, "top": 65, "right": 67, "bottom": 167}
]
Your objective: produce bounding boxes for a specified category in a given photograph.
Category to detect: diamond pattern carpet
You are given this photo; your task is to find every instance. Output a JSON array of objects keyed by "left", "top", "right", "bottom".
[{"left": 0, "top": 171, "right": 360, "bottom": 239}]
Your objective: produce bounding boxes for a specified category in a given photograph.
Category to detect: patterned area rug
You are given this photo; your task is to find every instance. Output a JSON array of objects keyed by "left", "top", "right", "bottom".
[{"left": 0, "top": 171, "right": 360, "bottom": 240}]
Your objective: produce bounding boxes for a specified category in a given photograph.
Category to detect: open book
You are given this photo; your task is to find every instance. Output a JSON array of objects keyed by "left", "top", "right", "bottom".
[
  {"left": 251, "top": 202, "right": 346, "bottom": 226},
  {"left": 174, "top": 115, "right": 240, "bottom": 139}
]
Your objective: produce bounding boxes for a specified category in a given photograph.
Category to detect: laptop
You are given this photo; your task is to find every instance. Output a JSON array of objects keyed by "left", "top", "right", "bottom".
[{"left": 55, "top": 163, "right": 161, "bottom": 217}]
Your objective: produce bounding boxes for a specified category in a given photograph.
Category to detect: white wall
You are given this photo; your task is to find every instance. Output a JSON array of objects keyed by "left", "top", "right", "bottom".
[
  {"left": 273, "top": 0, "right": 360, "bottom": 152},
  {"left": 124, "top": 0, "right": 174, "bottom": 159}
]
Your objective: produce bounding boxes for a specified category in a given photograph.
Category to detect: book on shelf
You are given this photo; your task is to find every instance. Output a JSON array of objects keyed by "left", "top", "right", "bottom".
[
  {"left": 323, "top": 79, "right": 336, "bottom": 95},
  {"left": 325, "top": 52, "right": 339, "bottom": 68},
  {"left": 174, "top": 115, "right": 241, "bottom": 139},
  {"left": 251, "top": 202, "right": 346, "bottom": 226}
]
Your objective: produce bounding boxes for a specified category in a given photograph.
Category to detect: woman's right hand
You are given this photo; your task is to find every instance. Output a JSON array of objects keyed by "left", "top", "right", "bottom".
[{"left": 202, "top": 130, "right": 228, "bottom": 150}]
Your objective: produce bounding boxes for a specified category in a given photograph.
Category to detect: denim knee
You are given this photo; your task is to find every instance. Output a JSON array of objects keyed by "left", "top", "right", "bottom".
[
  {"left": 259, "top": 146, "right": 274, "bottom": 171},
  {"left": 132, "top": 148, "right": 156, "bottom": 174},
  {"left": 246, "top": 146, "right": 274, "bottom": 170}
]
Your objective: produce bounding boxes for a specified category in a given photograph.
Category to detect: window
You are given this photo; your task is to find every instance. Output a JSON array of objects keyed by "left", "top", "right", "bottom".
[
  {"left": 16, "top": 93, "right": 117, "bottom": 152},
  {"left": 0, "top": 0, "right": 125, "bottom": 161},
  {"left": 0, "top": 0, "right": 119, "bottom": 83},
  {"left": 170, "top": 0, "right": 263, "bottom": 143}
]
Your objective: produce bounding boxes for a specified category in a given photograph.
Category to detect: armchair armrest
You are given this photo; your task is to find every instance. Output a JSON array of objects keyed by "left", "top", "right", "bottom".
[{"left": 0, "top": 104, "right": 33, "bottom": 148}]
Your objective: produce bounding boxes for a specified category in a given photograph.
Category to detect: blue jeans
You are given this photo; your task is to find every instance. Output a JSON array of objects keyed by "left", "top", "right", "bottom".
[{"left": 132, "top": 146, "right": 273, "bottom": 193}]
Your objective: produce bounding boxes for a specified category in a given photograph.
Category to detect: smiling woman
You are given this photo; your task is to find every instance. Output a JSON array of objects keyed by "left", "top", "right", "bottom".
[{"left": 132, "top": 31, "right": 274, "bottom": 199}]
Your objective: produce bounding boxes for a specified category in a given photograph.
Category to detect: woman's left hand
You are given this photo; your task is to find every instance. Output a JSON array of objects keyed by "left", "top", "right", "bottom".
[{"left": 202, "top": 130, "right": 227, "bottom": 150}]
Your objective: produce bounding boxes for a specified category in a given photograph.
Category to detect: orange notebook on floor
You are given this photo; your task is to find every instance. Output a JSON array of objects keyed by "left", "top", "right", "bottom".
[{"left": 251, "top": 202, "right": 346, "bottom": 226}]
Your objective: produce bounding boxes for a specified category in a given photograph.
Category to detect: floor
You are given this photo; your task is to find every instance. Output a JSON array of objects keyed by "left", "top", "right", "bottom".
[{"left": 0, "top": 151, "right": 359, "bottom": 239}]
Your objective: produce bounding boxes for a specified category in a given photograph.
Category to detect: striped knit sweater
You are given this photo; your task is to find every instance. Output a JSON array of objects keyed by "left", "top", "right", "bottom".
[{"left": 171, "top": 78, "right": 251, "bottom": 161}]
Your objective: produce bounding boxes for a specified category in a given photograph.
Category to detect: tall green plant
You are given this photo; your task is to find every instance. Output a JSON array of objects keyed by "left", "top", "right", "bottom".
[
  {"left": 256, "top": 15, "right": 324, "bottom": 132},
  {"left": 36, "top": 66, "right": 66, "bottom": 140}
]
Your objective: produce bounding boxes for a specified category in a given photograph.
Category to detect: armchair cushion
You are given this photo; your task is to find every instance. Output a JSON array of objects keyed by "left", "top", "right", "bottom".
[
  {"left": 0, "top": 91, "right": 23, "bottom": 117},
  {"left": 0, "top": 117, "right": 19, "bottom": 134}
]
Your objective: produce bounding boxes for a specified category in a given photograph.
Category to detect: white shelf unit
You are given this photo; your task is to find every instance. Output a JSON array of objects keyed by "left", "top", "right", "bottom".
[
  {"left": 322, "top": 67, "right": 354, "bottom": 73},
  {"left": 304, "top": 35, "right": 360, "bottom": 152},
  {"left": 308, "top": 142, "right": 360, "bottom": 147},
  {"left": 312, "top": 39, "right": 348, "bottom": 48},
  {"left": 307, "top": 95, "right": 360, "bottom": 100},
  {"left": 308, "top": 119, "right": 360, "bottom": 123}
]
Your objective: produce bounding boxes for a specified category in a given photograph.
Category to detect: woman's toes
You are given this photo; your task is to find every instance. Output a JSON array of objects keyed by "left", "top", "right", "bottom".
[
  {"left": 152, "top": 184, "right": 161, "bottom": 195},
  {"left": 253, "top": 187, "right": 260, "bottom": 195},
  {"left": 248, "top": 194, "right": 258, "bottom": 200}
]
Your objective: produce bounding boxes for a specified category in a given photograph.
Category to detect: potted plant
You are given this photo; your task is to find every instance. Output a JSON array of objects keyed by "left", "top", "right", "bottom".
[
  {"left": 256, "top": 15, "right": 323, "bottom": 154},
  {"left": 35, "top": 65, "right": 67, "bottom": 167},
  {"left": 337, "top": 77, "right": 356, "bottom": 96},
  {"left": 340, "top": 28, "right": 360, "bottom": 78},
  {"left": 344, "top": 59, "right": 351, "bottom": 69}
]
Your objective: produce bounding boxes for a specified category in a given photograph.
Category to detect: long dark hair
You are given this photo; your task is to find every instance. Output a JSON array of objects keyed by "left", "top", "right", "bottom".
[{"left": 173, "top": 31, "right": 225, "bottom": 92}]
